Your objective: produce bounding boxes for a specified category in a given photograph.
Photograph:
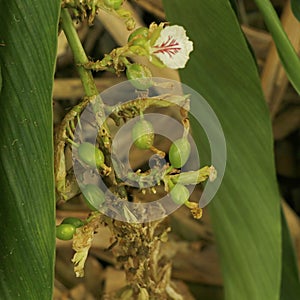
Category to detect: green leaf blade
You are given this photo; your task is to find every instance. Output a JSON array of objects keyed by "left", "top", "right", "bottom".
[
  {"left": 163, "top": 0, "right": 282, "bottom": 299},
  {"left": 280, "top": 209, "right": 300, "bottom": 299},
  {"left": 0, "top": 1, "right": 60, "bottom": 299},
  {"left": 291, "top": 0, "right": 300, "bottom": 22}
]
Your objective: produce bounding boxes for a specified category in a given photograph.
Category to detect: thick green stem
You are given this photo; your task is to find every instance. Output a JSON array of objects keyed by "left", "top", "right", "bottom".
[
  {"left": 60, "top": 8, "right": 119, "bottom": 190},
  {"left": 60, "top": 8, "right": 98, "bottom": 97}
]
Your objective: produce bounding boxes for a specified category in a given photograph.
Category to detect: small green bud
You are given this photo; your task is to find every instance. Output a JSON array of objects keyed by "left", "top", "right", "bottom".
[
  {"left": 149, "top": 24, "right": 164, "bottom": 46},
  {"left": 170, "top": 184, "right": 190, "bottom": 205},
  {"left": 77, "top": 142, "right": 105, "bottom": 169},
  {"left": 129, "top": 37, "right": 149, "bottom": 48},
  {"left": 126, "top": 63, "right": 152, "bottom": 90},
  {"left": 128, "top": 45, "right": 149, "bottom": 56},
  {"left": 125, "top": 18, "right": 136, "bottom": 31},
  {"left": 82, "top": 184, "right": 105, "bottom": 210},
  {"left": 128, "top": 27, "right": 149, "bottom": 43},
  {"left": 116, "top": 8, "right": 131, "bottom": 17},
  {"left": 62, "top": 217, "right": 84, "bottom": 228},
  {"left": 132, "top": 119, "right": 154, "bottom": 150},
  {"left": 169, "top": 137, "right": 191, "bottom": 168},
  {"left": 104, "top": 0, "right": 123, "bottom": 10},
  {"left": 56, "top": 224, "right": 76, "bottom": 240}
]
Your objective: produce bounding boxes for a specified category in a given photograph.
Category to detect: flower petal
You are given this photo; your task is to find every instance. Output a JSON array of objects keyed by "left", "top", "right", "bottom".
[{"left": 151, "top": 25, "right": 193, "bottom": 69}]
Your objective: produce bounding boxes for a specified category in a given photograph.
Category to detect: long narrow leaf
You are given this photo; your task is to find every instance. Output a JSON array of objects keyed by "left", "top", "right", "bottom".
[
  {"left": 254, "top": 0, "right": 300, "bottom": 94},
  {"left": 163, "top": 0, "right": 282, "bottom": 299},
  {"left": 291, "top": 0, "right": 300, "bottom": 22},
  {"left": 0, "top": 1, "right": 60, "bottom": 298},
  {"left": 280, "top": 209, "right": 300, "bottom": 299}
]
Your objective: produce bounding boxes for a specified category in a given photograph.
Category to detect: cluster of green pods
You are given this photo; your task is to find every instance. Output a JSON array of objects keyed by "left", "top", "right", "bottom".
[
  {"left": 132, "top": 117, "right": 192, "bottom": 205},
  {"left": 56, "top": 184, "right": 105, "bottom": 240},
  {"left": 132, "top": 118, "right": 191, "bottom": 168},
  {"left": 76, "top": 118, "right": 193, "bottom": 211},
  {"left": 56, "top": 217, "right": 84, "bottom": 241},
  {"left": 168, "top": 137, "right": 191, "bottom": 204}
]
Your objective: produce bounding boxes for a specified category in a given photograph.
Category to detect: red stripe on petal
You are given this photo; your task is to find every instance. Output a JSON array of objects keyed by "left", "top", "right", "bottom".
[{"left": 153, "top": 36, "right": 182, "bottom": 58}]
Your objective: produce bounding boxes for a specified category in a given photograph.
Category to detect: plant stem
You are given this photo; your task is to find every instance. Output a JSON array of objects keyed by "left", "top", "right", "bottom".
[
  {"left": 60, "top": 8, "right": 119, "bottom": 191},
  {"left": 60, "top": 8, "right": 98, "bottom": 97},
  {"left": 102, "top": 217, "right": 182, "bottom": 299}
]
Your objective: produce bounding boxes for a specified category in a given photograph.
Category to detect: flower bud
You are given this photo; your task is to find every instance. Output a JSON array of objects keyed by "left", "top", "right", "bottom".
[
  {"left": 56, "top": 224, "right": 76, "bottom": 241},
  {"left": 170, "top": 184, "right": 190, "bottom": 205},
  {"left": 116, "top": 9, "right": 136, "bottom": 30},
  {"left": 104, "top": 0, "right": 123, "bottom": 10},
  {"left": 129, "top": 45, "right": 149, "bottom": 56},
  {"left": 62, "top": 217, "right": 84, "bottom": 228},
  {"left": 169, "top": 137, "right": 191, "bottom": 168},
  {"left": 126, "top": 63, "right": 153, "bottom": 90},
  {"left": 82, "top": 184, "right": 105, "bottom": 210},
  {"left": 128, "top": 27, "right": 149, "bottom": 43},
  {"left": 132, "top": 119, "right": 154, "bottom": 150},
  {"left": 77, "top": 142, "right": 105, "bottom": 169}
]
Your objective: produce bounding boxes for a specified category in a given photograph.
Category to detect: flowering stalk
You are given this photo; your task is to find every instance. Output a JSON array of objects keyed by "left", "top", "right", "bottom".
[
  {"left": 60, "top": 8, "right": 98, "bottom": 97},
  {"left": 57, "top": 5, "right": 201, "bottom": 299}
]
